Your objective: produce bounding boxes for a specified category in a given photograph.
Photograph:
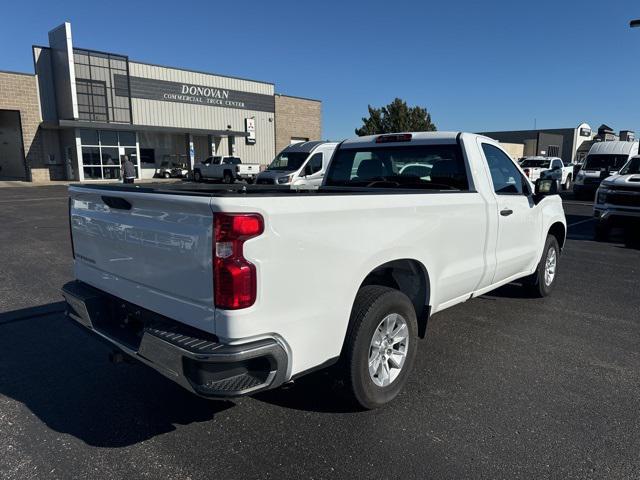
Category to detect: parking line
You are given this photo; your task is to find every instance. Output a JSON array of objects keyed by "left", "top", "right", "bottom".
[{"left": 568, "top": 218, "right": 594, "bottom": 228}]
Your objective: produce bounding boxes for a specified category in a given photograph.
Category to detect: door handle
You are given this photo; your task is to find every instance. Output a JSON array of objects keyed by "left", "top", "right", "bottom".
[{"left": 500, "top": 208, "right": 514, "bottom": 217}]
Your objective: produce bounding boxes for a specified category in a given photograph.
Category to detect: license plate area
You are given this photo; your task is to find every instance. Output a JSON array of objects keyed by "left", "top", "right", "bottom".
[{"left": 92, "top": 298, "right": 148, "bottom": 351}]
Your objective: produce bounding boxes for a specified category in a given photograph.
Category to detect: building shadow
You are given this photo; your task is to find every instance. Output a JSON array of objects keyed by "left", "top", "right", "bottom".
[{"left": 0, "top": 304, "right": 233, "bottom": 448}]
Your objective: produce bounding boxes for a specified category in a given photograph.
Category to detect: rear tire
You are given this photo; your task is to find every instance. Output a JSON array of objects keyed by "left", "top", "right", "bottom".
[
  {"left": 523, "top": 235, "right": 559, "bottom": 297},
  {"left": 193, "top": 170, "right": 202, "bottom": 182},
  {"left": 343, "top": 285, "right": 418, "bottom": 409}
]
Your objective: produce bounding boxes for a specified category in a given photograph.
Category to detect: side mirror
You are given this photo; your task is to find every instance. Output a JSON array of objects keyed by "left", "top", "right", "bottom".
[
  {"left": 304, "top": 165, "right": 313, "bottom": 177},
  {"left": 535, "top": 178, "right": 559, "bottom": 196}
]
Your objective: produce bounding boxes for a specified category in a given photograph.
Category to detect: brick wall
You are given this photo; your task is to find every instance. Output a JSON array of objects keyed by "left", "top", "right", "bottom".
[
  {"left": 0, "top": 71, "right": 43, "bottom": 179},
  {"left": 275, "top": 94, "right": 321, "bottom": 154}
]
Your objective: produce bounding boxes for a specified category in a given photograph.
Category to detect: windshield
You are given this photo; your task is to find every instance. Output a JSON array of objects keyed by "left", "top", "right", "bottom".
[
  {"left": 267, "top": 152, "right": 309, "bottom": 171},
  {"left": 584, "top": 154, "right": 629, "bottom": 171},
  {"left": 619, "top": 157, "right": 640, "bottom": 175},
  {"left": 324, "top": 144, "right": 468, "bottom": 190},
  {"left": 520, "top": 159, "right": 550, "bottom": 168}
]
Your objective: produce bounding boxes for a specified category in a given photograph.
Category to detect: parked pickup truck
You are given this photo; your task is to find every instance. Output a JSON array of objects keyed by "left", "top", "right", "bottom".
[
  {"left": 193, "top": 156, "right": 261, "bottom": 183},
  {"left": 520, "top": 156, "right": 574, "bottom": 190},
  {"left": 593, "top": 155, "right": 640, "bottom": 239},
  {"left": 62, "top": 132, "right": 566, "bottom": 409}
]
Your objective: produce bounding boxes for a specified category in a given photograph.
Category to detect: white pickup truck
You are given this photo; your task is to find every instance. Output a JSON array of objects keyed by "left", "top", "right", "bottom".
[
  {"left": 593, "top": 155, "right": 640, "bottom": 240},
  {"left": 520, "top": 156, "right": 574, "bottom": 190},
  {"left": 193, "top": 156, "right": 261, "bottom": 183},
  {"left": 62, "top": 132, "right": 566, "bottom": 409}
]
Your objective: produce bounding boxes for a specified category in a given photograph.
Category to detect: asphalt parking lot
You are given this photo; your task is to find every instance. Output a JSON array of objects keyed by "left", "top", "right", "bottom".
[{"left": 0, "top": 185, "right": 639, "bottom": 479}]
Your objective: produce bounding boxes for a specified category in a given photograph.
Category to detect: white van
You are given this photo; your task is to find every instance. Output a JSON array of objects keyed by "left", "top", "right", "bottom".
[
  {"left": 256, "top": 141, "right": 338, "bottom": 188},
  {"left": 574, "top": 141, "right": 639, "bottom": 199}
]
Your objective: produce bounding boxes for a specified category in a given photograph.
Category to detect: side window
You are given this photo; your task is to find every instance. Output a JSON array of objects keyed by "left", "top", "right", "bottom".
[
  {"left": 482, "top": 144, "right": 527, "bottom": 195},
  {"left": 306, "top": 153, "right": 323, "bottom": 175},
  {"left": 213, "top": 156, "right": 222, "bottom": 165},
  {"left": 552, "top": 159, "right": 562, "bottom": 169},
  {"left": 203, "top": 157, "right": 212, "bottom": 165}
]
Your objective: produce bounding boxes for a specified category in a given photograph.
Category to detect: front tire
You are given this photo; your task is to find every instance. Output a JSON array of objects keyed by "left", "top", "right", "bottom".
[
  {"left": 223, "top": 171, "right": 234, "bottom": 184},
  {"left": 343, "top": 285, "right": 418, "bottom": 409},
  {"left": 193, "top": 170, "right": 202, "bottom": 182},
  {"left": 563, "top": 175, "right": 572, "bottom": 191},
  {"left": 523, "top": 235, "right": 560, "bottom": 297}
]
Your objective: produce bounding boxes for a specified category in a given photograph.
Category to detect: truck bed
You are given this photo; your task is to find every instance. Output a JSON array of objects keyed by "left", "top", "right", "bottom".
[{"left": 70, "top": 181, "right": 465, "bottom": 197}]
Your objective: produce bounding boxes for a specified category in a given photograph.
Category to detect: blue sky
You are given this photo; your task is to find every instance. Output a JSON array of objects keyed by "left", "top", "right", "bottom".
[{"left": 2, "top": 0, "right": 639, "bottom": 140}]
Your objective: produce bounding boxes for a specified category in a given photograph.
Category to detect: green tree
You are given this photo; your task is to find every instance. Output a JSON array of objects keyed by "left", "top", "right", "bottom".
[{"left": 355, "top": 98, "right": 437, "bottom": 136}]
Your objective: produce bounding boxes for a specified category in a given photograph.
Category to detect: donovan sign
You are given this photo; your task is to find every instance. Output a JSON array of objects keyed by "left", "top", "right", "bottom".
[{"left": 114, "top": 75, "right": 275, "bottom": 113}]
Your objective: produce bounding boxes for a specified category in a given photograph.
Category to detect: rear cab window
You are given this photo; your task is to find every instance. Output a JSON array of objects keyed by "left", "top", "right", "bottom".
[{"left": 324, "top": 143, "right": 470, "bottom": 191}]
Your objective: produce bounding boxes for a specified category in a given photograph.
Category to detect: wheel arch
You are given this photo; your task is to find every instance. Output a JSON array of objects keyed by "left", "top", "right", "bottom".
[
  {"left": 548, "top": 221, "right": 566, "bottom": 251},
  {"left": 355, "top": 258, "right": 431, "bottom": 339}
]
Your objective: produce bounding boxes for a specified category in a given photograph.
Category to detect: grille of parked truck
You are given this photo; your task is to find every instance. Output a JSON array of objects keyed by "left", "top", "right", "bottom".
[{"left": 62, "top": 132, "right": 566, "bottom": 409}]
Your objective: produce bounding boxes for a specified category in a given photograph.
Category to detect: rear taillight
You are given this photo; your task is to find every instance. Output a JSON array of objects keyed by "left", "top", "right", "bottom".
[
  {"left": 214, "top": 213, "right": 264, "bottom": 309},
  {"left": 68, "top": 197, "right": 75, "bottom": 259}
]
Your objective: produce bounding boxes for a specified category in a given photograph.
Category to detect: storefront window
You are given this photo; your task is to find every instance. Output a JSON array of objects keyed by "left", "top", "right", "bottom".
[
  {"left": 119, "top": 131, "right": 136, "bottom": 146},
  {"left": 79, "top": 129, "right": 99, "bottom": 145},
  {"left": 101, "top": 147, "right": 119, "bottom": 166},
  {"left": 99, "top": 131, "right": 118, "bottom": 146},
  {"left": 78, "top": 129, "right": 138, "bottom": 180}
]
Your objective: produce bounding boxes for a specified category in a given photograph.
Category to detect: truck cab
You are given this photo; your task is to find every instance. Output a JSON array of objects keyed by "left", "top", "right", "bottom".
[{"left": 256, "top": 141, "right": 338, "bottom": 188}]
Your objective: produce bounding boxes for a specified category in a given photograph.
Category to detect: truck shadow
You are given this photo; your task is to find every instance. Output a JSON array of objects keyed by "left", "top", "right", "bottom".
[
  {"left": 0, "top": 304, "right": 233, "bottom": 448},
  {"left": 253, "top": 369, "right": 363, "bottom": 414}
]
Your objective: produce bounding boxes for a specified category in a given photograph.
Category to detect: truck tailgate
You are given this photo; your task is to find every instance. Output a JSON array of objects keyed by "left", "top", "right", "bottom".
[
  {"left": 239, "top": 164, "right": 260, "bottom": 175},
  {"left": 69, "top": 186, "right": 216, "bottom": 332}
]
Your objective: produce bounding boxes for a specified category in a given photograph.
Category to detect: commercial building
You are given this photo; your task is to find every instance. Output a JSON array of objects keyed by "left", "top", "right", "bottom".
[
  {"left": 0, "top": 22, "right": 321, "bottom": 182},
  {"left": 480, "top": 123, "right": 595, "bottom": 165}
]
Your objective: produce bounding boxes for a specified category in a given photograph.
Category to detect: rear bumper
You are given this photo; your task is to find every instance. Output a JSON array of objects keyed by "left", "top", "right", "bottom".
[{"left": 61, "top": 280, "right": 288, "bottom": 398}]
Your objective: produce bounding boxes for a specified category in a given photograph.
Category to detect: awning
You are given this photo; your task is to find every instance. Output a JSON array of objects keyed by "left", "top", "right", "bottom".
[{"left": 53, "top": 119, "right": 249, "bottom": 137}]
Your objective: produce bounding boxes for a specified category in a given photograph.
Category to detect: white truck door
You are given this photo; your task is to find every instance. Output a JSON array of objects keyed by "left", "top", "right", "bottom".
[
  {"left": 480, "top": 143, "right": 542, "bottom": 282},
  {"left": 200, "top": 157, "right": 212, "bottom": 177}
]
